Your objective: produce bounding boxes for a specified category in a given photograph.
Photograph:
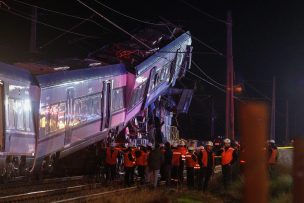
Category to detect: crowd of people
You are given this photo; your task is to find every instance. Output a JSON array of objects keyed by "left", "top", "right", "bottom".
[{"left": 99, "top": 138, "right": 279, "bottom": 191}]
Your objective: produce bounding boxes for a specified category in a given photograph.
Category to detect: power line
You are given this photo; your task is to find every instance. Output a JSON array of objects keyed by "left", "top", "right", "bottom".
[
  {"left": 159, "top": 16, "right": 225, "bottom": 57},
  {"left": 192, "top": 60, "right": 226, "bottom": 87},
  {"left": 93, "top": 0, "right": 168, "bottom": 26},
  {"left": 180, "top": 0, "right": 227, "bottom": 24},
  {"left": 1, "top": 7, "right": 100, "bottom": 39},
  {"left": 39, "top": 14, "right": 95, "bottom": 49},
  {"left": 76, "top": 0, "right": 152, "bottom": 50},
  {"left": 244, "top": 81, "right": 271, "bottom": 101},
  {"left": 11, "top": 0, "right": 112, "bottom": 32}
]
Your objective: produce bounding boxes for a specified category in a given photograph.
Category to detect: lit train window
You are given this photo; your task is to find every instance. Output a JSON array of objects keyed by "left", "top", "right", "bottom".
[
  {"left": 7, "top": 98, "right": 33, "bottom": 132},
  {"left": 111, "top": 88, "right": 124, "bottom": 112},
  {"left": 73, "top": 93, "right": 101, "bottom": 126},
  {"left": 129, "top": 82, "right": 146, "bottom": 109}
]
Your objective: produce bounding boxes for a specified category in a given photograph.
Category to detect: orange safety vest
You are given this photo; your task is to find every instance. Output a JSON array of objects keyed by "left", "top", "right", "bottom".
[
  {"left": 185, "top": 153, "right": 197, "bottom": 168},
  {"left": 221, "top": 147, "right": 235, "bottom": 166},
  {"left": 136, "top": 150, "right": 147, "bottom": 166},
  {"left": 178, "top": 146, "right": 187, "bottom": 161},
  {"left": 268, "top": 148, "right": 278, "bottom": 164},
  {"left": 172, "top": 149, "right": 182, "bottom": 166},
  {"left": 202, "top": 150, "right": 215, "bottom": 168},
  {"left": 124, "top": 152, "right": 135, "bottom": 167},
  {"left": 106, "top": 148, "right": 118, "bottom": 165}
]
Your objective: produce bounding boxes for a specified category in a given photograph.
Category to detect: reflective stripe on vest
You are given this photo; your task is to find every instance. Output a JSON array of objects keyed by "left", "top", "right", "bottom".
[
  {"left": 124, "top": 152, "right": 135, "bottom": 167},
  {"left": 221, "top": 147, "right": 234, "bottom": 165},
  {"left": 185, "top": 153, "right": 196, "bottom": 168},
  {"left": 172, "top": 150, "right": 182, "bottom": 166},
  {"left": 268, "top": 148, "right": 278, "bottom": 164},
  {"left": 106, "top": 148, "right": 118, "bottom": 165}
]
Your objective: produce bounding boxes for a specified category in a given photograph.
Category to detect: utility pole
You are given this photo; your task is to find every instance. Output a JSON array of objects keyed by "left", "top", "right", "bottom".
[
  {"left": 285, "top": 100, "right": 289, "bottom": 144},
  {"left": 270, "top": 77, "right": 276, "bottom": 140},
  {"left": 30, "top": 6, "right": 37, "bottom": 54},
  {"left": 225, "top": 11, "right": 234, "bottom": 140}
]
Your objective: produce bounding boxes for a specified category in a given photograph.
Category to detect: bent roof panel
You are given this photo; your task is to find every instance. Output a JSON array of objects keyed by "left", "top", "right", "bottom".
[{"left": 0, "top": 61, "right": 34, "bottom": 84}]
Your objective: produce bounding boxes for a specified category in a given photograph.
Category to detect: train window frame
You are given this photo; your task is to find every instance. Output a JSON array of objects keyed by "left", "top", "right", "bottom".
[
  {"left": 111, "top": 87, "right": 125, "bottom": 113},
  {"left": 128, "top": 82, "right": 146, "bottom": 110}
]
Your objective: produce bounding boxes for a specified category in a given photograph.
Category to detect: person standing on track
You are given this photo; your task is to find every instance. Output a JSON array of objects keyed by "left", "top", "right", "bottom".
[
  {"left": 218, "top": 138, "right": 237, "bottom": 188},
  {"left": 105, "top": 143, "right": 119, "bottom": 183},
  {"left": 124, "top": 146, "right": 136, "bottom": 186},
  {"left": 198, "top": 141, "right": 215, "bottom": 191},
  {"left": 163, "top": 142, "right": 173, "bottom": 186},
  {"left": 135, "top": 145, "right": 148, "bottom": 184},
  {"left": 148, "top": 143, "right": 164, "bottom": 188}
]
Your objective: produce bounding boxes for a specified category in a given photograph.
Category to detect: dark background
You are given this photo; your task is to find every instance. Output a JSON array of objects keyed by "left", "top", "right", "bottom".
[{"left": 1, "top": 0, "right": 303, "bottom": 143}]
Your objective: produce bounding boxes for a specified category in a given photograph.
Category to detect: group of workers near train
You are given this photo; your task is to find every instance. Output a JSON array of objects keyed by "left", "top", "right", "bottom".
[{"left": 100, "top": 138, "right": 278, "bottom": 191}]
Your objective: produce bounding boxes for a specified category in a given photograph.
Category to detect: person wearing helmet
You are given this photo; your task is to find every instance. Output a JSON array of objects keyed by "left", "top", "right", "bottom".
[
  {"left": 163, "top": 142, "right": 173, "bottom": 186},
  {"left": 105, "top": 143, "right": 119, "bottom": 183},
  {"left": 135, "top": 145, "right": 148, "bottom": 184},
  {"left": 218, "top": 138, "right": 237, "bottom": 188},
  {"left": 124, "top": 146, "right": 136, "bottom": 186},
  {"left": 178, "top": 142, "right": 187, "bottom": 183},
  {"left": 147, "top": 143, "right": 164, "bottom": 188},
  {"left": 171, "top": 142, "right": 182, "bottom": 180},
  {"left": 185, "top": 146, "right": 197, "bottom": 189},
  {"left": 267, "top": 139, "right": 278, "bottom": 177},
  {"left": 197, "top": 141, "right": 215, "bottom": 191}
]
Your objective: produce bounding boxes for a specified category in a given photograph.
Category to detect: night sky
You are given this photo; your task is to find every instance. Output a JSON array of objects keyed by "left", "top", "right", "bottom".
[{"left": 0, "top": 0, "right": 303, "bottom": 143}]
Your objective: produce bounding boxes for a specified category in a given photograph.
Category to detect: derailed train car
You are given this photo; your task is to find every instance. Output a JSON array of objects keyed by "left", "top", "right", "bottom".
[{"left": 0, "top": 28, "right": 192, "bottom": 179}]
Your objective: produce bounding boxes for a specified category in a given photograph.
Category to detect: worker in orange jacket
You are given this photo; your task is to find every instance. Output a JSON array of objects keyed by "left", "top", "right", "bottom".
[
  {"left": 124, "top": 147, "right": 136, "bottom": 186},
  {"left": 267, "top": 139, "right": 278, "bottom": 177},
  {"left": 198, "top": 141, "right": 215, "bottom": 191},
  {"left": 218, "top": 138, "right": 237, "bottom": 188},
  {"left": 135, "top": 145, "right": 148, "bottom": 184},
  {"left": 178, "top": 141, "right": 187, "bottom": 183},
  {"left": 185, "top": 146, "right": 197, "bottom": 189},
  {"left": 171, "top": 142, "right": 182, "bottom": 180},
  {"left": 105, "top": 143, "right": 119, "bottom": 183}
]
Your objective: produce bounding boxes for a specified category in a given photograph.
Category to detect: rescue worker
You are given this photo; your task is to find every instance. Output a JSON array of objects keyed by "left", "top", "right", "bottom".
[
  {"left": 185, "top": 146, "right": 197, "bottom": 189},
  {"left": 135, "top": 145, "right": 148, "bottom": 184},
  {"left": 267, "top": 139, "right": 278, "bottom": 177},
  {"left": 171, "top": 142, "right": 182, "bottom": 180},
  {"left": 124, "top": 146, "right": 136, "bottom": 186},
  {"left": 178, "top": 141, "right": 187, "bottom": 183},
  {"left": 105, "top": 143, "right": 119, "bottom": 183},
  {"left": 148, "top": 143, "right": 164, "bottom": 188},
  {"left": 163, "top": 142, "right": 173, "bottom": 186},
  {"left": 198, "top": 141, "right": 215, "bottom": 191},
  {"left": 159, "top": 143, "right": 166, "bottom": 181},
  {"left": 218, "top": 138, "right": 237, "bottom": 188}
]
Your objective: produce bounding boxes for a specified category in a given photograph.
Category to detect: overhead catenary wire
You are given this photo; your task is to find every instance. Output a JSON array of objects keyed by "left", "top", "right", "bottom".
[
  {"left": 192, "top": 60, "right": 226, "bottom": 87},
  {"left": 180, "top": 0, "right": 227, "bottom": 24},
  {"left": 244, "top": 81, "right": 272, "bottom": 101},
  {"left": 39, "top": 14, "right": 96, "bottom": 49},
  {"left": 11, "top": 0, "right": 112, "bottom": 32},
  {"left": 93, "top": 0, "right": 168, "bottom": 26},
  {"left": 76, "top": 0, "right": 152, "bottom": 50},
  {"left": 1, "top": 7, "right": 100, "bottom": 39}
]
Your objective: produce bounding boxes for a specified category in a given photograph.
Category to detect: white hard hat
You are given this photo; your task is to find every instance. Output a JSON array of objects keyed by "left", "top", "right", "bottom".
[
  {"left": 159, "top": 143, "right": 165, "bottom": 147},
  {"left": 199, "top": 146, "right": 204, "bottom": 150},
  {"left": 188, "top": 146, "right": 195, "bottom": 151},
  {"left": 180, "top": 141, "right": 185, "bottom": 146},
  {"left": 148, "top": 143, "right": 153, "bottom": 147},
  {"left": 173, "top": 142, "right": 178, "bottom": 148},
  {"left": 206, "top": 141, "right": 213, "bottom": 146},
  {"left": 124, "top": 143, "right": 129, "bottom": 148},
  {"left": 223, "top": 138, "right": 231, "bottom": 144},
  {"left": 269, "top": 139, "right": 275, "bottom": 144}
]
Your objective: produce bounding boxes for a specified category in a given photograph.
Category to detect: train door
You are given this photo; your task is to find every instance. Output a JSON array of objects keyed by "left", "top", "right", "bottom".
[
  {"left": 64, "top": 88, "right": 74, "bottom": 145},
  {"left": 0, "top": 81, "right": 4, "bottom": 151},
  {"left": 101, "top": 80, "right": 112, "bottom": 131}
]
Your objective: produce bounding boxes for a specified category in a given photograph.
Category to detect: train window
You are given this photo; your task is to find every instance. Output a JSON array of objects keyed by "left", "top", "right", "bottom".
[
  {"left": 49, "top": 104, "right": 59, "bottom": 133},
  {"left": 58, "top": 103, "right": 66, "bottom": 129},
  {"left": 73, "top": 93, "right": 101, "bottom": 126},
  {"left": 7, "top": 97, "right": 33, "bottom": 132},
  {"left": 111, "top": 88, "right": 124, "bottom": 112},
  {"left": 129, "top": 82, "right": 146, "bottom": 109}
]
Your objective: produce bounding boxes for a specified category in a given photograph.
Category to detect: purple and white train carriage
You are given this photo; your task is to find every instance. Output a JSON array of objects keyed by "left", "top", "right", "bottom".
[{"left": 0, "top": 29, "right": 192, "bottom": 179}]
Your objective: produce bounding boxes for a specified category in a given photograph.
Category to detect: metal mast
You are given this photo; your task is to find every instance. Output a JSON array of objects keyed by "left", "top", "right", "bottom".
[
  {"left": 225, "top": 11, "right": 234, "bottom": 140},
  {"left": 270, "top": 77, "right": 276, "bottom": 140}
]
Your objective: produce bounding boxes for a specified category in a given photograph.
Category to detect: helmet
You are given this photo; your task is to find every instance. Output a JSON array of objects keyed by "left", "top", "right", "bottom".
[
  {"left": 180, "top": 141, "right": 186, "bottom": 146},
  {"left": 111, "top": 142, "right": 116, "bottom": 147},
  {"left": 124, "top": 143, "right": 129, "bottom": 148},
  {"left": 173, "top": 142, "right": 178, "bottom": 148},
  {"left": 159, "top": 143, "right": 165, "bottom": 148},
  {"left": 188, "top": 146, "right": 195, "bottom": 151},
  {"left": 148, "top": 143, "right": 153, "bottom": 147},
  {"left": 206, "top": 141, "right": 213, "bottom": 146},
  {"left": 223, "top": 138, "right": 231, "bottom": 144},
  {"left": 199, "top": 146, "right": 204, "bottom": 150},
  {"left": 269, "top": 139, "right": 275, "bottom": 144}
]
